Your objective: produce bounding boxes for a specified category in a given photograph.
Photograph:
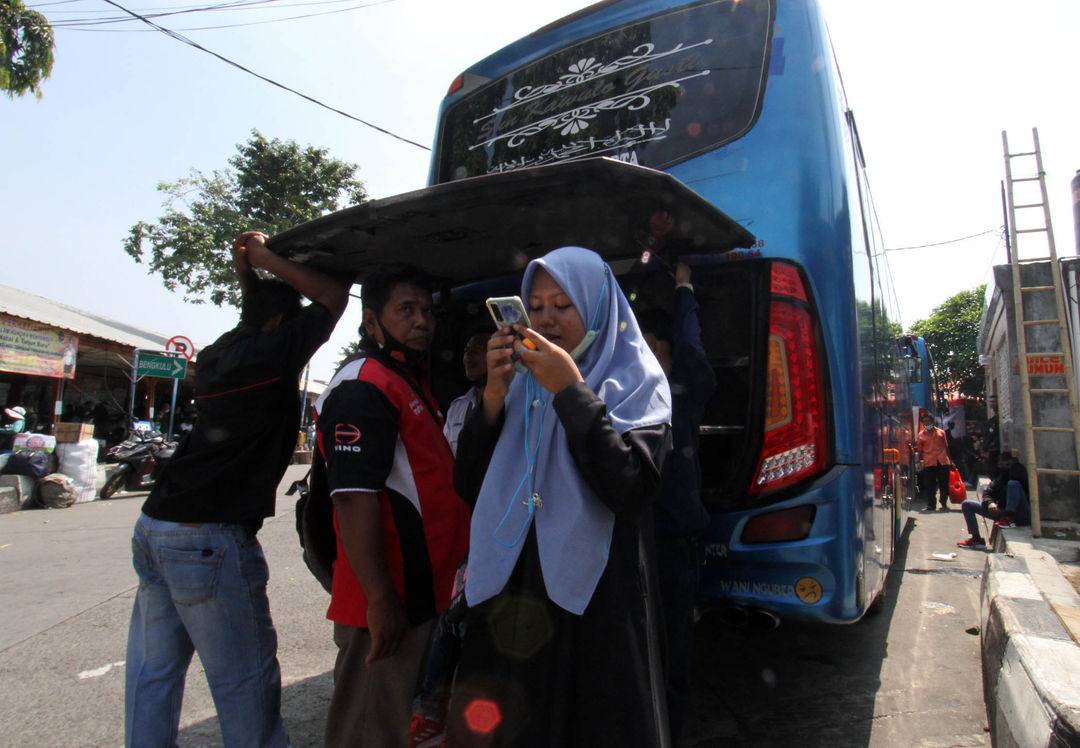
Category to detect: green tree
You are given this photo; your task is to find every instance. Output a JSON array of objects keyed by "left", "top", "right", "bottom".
[
  {"left": 1, "top": 0, "right": 55, "bottom": 99},
  {"left": 125, "top": 130, "right": 367, "bottom": 307},
  {"left": 909, "top": 285, "right": 986, "bottom": 399}
]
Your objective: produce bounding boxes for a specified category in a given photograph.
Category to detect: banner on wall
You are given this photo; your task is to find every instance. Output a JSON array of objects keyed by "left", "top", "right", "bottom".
[
  {"left": 946, "top": 404, "right": 967, "bottom": 437},
  {"left": 0, "top": 315, "right": 79, "bottom": 379}
]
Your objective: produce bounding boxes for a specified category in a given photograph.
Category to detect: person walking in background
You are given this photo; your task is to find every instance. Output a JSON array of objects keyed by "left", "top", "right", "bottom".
[
  {"left": 638, "top": 262, "right": 716, "bottom": 746},
  {"left": 314, "top": 262, "right": 470, "bottom": 747},
  {"left": 447, "top": 246, "right": 673, "bottom": 747},
  {"left": 916, "top": 411, "right": 952, "bottom": 511},
  {"left": 125, "top": 231, "right": 348, "bottom": 748}
]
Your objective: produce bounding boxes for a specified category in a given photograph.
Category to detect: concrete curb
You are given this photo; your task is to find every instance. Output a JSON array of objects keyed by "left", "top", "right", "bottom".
[{"left": 981, "top": 529, "right": 1080, "bottom": 747}]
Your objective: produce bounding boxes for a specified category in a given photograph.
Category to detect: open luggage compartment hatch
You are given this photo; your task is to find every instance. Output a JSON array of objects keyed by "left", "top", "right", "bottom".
[
  {"left": 266, "top": 158, "right": 756, "bottom": 287},
  {"left": 269, "top": 157, "right": 765, "bottom": 507}
]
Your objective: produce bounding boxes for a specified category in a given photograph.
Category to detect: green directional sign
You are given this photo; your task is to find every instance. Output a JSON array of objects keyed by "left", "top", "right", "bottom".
[{"left": 136, "top": 351, "right": 187, "bottom": 379}]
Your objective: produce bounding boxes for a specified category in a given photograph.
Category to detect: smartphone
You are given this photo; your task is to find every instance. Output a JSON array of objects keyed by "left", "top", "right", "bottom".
[{"left": 485, "top": 296, "right": 538, "bottom": 352}]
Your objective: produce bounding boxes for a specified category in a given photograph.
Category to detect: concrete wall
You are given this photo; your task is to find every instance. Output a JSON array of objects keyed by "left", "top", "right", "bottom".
[{"left": 979, "top": 262, "right": 1080, "bottom": 522}]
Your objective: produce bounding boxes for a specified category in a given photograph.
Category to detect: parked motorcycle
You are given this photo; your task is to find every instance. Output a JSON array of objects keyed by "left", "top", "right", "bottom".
[{"left": 99, "top": 430, "right": 177, "bottom": 499}]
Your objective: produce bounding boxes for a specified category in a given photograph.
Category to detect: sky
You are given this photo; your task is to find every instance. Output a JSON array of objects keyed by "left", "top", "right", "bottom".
[{"left": 3, "top": 0, "right": 1080, "bottom": 384}]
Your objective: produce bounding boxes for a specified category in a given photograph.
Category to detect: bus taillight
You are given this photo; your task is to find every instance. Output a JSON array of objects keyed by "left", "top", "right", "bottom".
[
  {"left": 749, "top": 263, "right": 828, "bottom": 496},
  {"left": 447, "top": 74, "right": 465, "bottom": 95}
]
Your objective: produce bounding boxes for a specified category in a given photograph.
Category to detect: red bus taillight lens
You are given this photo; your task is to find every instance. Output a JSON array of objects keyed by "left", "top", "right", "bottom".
[
  {"left": 741, "top": 505, "right": 816, "bottom": 543},
  {"left": 749, "top": 263, "right": 828, "bottom": 496},
  {"left": 447, "top": 74, "right": 465, "bottom": 95}
]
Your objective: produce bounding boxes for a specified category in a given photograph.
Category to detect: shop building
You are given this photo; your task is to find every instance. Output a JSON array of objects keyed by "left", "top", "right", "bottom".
[{"left": 0, "top": 283, "right": 197, "bottom": 443}]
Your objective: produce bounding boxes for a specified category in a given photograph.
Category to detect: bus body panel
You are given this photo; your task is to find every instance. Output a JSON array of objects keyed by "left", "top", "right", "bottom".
[{"left": 429, "top": 0, "right": 908, "bottom": 623}]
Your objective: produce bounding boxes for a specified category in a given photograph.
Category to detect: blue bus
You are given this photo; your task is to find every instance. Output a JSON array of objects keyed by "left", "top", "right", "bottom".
[
  {"left": 900, "top": 333, "right": 946, "bottom": 502},
  {"left": 904, "top": 335, "right": 935, "bottom": 418},
  {"left": 272, "top": 0, "right": 910, "bottom": 623}
]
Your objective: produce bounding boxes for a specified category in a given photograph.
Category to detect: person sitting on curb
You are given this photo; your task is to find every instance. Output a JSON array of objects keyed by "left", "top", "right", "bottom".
[{"left": 957, "top": 451, "right": 1030, "bottom": 550}]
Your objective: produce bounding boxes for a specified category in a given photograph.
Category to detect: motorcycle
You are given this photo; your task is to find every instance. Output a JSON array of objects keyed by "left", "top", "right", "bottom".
[{"left": 100, "top": 429, "right": 177, "bottom": 499}]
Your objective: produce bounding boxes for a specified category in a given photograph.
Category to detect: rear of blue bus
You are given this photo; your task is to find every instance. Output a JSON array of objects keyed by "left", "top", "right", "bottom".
[{"left": 429, "top": 0, "right": 904, "bottom": 623}]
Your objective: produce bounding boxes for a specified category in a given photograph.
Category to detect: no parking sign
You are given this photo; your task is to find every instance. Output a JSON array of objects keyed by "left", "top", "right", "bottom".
[{"left": 166, "top": 336, "right": 196, "bottom": 361}]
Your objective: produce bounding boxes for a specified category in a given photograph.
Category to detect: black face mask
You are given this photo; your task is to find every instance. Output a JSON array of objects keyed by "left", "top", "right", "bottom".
[{"left": 373, "top": 316, "right": 428, "bottom": 370}]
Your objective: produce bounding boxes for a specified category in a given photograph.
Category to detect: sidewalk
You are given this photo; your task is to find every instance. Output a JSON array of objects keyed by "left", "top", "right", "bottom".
[{"left": 981, "top": 521, "right": 1080, "bottom": 747}]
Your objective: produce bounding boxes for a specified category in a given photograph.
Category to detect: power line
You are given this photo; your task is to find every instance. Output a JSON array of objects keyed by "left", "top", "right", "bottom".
[
  {"left": 885, "top": 229, "right": 1003, "bottom": 252},
  {"left": 35, "top": 0, "right": 332, "bottom": 15},
  {"left": 94, "top": 0, "right": 430, "bottom": 150},
  {"left": 45, "top": 0, "right": 382, "bottom": 29},
  {"left": 55, "top": 4, "right": 382, "bottom": 31}
]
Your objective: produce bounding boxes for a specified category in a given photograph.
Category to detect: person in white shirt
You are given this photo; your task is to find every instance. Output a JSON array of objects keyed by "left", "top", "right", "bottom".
[{"left": 443, "top": 329, "right": 491, "bottom": 456}]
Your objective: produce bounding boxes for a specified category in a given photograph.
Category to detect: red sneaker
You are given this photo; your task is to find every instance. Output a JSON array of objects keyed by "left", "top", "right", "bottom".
[
  {"left": 956, "top": 536, "right": 986, "bottom": 550},
  {"left": 410, "top": 714, "right": 445, "bottom": 748},
  {"left": 994, "top": 518, "right": 1016, "bottom": 529}
]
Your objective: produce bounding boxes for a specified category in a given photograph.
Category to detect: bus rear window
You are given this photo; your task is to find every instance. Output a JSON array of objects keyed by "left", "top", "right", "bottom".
[{"left": 436, "top": 0, "right": 773, "bottom": 182}]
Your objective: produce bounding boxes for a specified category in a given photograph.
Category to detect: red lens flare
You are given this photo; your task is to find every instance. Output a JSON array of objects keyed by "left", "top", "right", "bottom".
[{"left": 464, "top": 698, "right": 502, "bottom": 735}]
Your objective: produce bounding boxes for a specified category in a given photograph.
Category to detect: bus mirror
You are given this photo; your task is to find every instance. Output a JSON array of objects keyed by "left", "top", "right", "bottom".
[{"left": 903, "top": 355, "right": 922, "bottom": 383}]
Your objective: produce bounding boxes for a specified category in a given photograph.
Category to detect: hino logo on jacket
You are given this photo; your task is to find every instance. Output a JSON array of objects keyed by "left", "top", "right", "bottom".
[{"left": 334, "top": 423, "right": 362, "bottom": 452}]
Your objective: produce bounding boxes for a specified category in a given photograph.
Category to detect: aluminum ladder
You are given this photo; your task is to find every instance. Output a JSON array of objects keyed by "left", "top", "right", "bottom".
[{"left": 1002, "top": 127, "right": 1080, "bottom": 536}]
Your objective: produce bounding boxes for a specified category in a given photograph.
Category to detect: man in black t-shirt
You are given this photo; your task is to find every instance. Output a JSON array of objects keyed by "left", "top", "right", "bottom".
[{"left": 125, "top": 231, "right": 347, "bottom": 748}]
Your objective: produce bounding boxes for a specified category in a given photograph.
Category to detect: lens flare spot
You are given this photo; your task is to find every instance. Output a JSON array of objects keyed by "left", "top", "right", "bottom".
[
  {"left": 686, "top": 121, "right": 703, "bottom": 137},
  {"left": 487, "top": 593, "right": 553, "bottom": 660},
  {"left": 464, "top": 698, "right": 502, "bottom": 735}
]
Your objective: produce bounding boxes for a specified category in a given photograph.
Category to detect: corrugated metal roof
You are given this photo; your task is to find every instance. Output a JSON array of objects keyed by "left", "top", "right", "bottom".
[{"left": 0, "top": 283, "right": 171, "bottom": 350}]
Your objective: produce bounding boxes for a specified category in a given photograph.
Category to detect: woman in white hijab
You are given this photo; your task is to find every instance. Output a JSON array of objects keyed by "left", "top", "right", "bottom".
[{"left": 447, "top": 247, "right": 673, "bottom": 747}]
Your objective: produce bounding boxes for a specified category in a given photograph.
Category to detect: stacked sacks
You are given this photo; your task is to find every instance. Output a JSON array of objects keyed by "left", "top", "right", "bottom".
[{"left": 55, "top": 439, "right": 99, "bottom": 503}]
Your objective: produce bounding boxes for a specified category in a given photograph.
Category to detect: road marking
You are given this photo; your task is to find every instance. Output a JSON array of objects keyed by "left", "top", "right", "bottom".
[{"left": 77, "top": 661, "right": 125, "bottom": 680}]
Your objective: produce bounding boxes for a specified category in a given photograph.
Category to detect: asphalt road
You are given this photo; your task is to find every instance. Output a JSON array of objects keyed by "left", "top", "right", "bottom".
[
  {"left": 683, "top": 500, "right": 993, "bottom": 748},
  {"left": 0, "top": 464, "right": 335, "bottom": 748},
  {"left": 0, "top": 474, "right": 992, "bottom": 747}
]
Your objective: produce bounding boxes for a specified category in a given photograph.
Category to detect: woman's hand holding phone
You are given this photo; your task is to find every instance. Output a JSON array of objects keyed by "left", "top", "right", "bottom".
[
  {"left": 481, "top": 324, "right": 583, "bottom": 421},
  {"left": 513, "top": 326, "right": 584, "bottom": 394},
  {"left": 482, "top": 326, "right": 519, "bottom": 423}
]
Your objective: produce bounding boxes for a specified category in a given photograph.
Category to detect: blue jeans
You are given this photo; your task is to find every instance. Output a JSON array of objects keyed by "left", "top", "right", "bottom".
[
  {"left": 125, "top": 513, "right": 288, "bottom": 748},
  {"left": 961, "top": 480, "right": 1030, "bottom": 537},
  {"left": 1004, "top": 480, "right": 1032, "bottom": 525}
]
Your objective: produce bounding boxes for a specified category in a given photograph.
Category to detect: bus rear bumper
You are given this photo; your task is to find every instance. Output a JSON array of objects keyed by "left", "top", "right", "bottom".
[{"left": 700, "top": 469, "right": 871, "bottom": 624}]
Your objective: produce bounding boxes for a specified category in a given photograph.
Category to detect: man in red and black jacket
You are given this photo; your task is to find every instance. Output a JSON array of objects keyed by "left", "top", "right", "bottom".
[{"left": 314, "top": 262, "right": 470, "bottom": 748}]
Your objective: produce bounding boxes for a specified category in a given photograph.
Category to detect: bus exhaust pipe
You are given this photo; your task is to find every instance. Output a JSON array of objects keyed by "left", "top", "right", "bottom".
[
  {"left": 701, "top": 606, "right": 779, "bottom": 630},
  {"left": 715, "top": 605, "right": 750, "bottom": 628},
  {"left": 747, "top": 608, "right": 781, "bottom": 631}
]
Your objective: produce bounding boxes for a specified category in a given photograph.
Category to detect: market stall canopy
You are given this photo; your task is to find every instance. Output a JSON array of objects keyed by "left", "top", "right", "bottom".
[
  {"left": 267, "top": 158, "right": 756, "bottom": 288},
  {"left": 0, "top": 284, "right": 172, "bottom": 352},
  {"left": 0, "top": 284, "right": 196, "bottom": 380}
]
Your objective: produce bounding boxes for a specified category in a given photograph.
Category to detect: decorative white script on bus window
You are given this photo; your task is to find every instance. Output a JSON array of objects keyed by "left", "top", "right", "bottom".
[
  {"left": 471, "top": 72, "right": 709, "bottom": 153},
  {"left": 486, "top": 120, "right": 671, "bottom": 174},
  {"left": 474, "top": 39, "right": 714, "bottom": 124}
]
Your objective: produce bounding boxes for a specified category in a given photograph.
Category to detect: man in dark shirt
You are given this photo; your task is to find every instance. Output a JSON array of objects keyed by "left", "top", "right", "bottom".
[
  {"left": 957, "top": 451, "right": 1030, "bottom": 550},
  {"left": 125, "top": 231, "right": 347, "bottom": 748},
  {"left": 639, "top": 261, "right": 716, "bottom": 746}
]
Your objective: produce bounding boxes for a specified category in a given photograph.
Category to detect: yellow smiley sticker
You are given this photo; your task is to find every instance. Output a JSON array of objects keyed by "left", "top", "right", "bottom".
[{"left": 795, "top": 577, "right": 823, "bottom": 604}]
